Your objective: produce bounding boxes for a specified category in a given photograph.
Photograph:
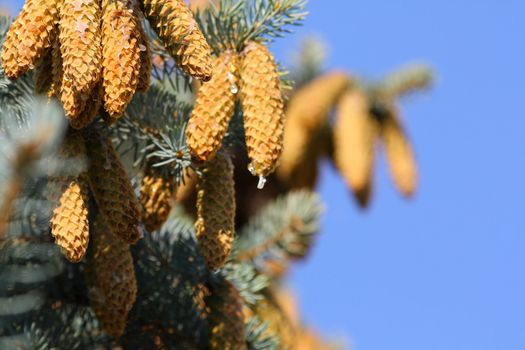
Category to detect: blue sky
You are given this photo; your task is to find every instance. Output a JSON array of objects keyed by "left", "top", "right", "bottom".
[
  {"left": 271, "top": 1, "right": 525, "bottom": 349},
  {"left": 2, "top": 1, "right": 525, "bottom": 349}
]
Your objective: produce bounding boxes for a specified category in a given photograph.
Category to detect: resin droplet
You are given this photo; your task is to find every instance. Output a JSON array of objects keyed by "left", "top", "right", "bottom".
[
  {"left": 257, "top": 176, "right": 267, "bottom": 190},
  {"left": 230, "top": 84, "right": 238, "bottom": 94}
]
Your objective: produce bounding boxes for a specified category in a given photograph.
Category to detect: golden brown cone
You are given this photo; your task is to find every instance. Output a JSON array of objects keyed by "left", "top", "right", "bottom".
[
  {"left": 87, "top": 214, "right": 137, "bottom": 339},
  {"left": 333, "top": 89, "right": 378, "bottom": 208},
  {"left": 296, "top": 328, "right": 338, "bottom": 350},
  {"left": 1, "top": 0, "right": 59, "bottom": 80},
  {"left": 277, "top": 123, "right": 331, "bottom": 189},
  {"left": 85, "top": 131, "right": 141, "bottom": 244},
  {"left": 189, "top": 0, "right": 217, "bottom": 11},
  {"left": 101, "top": 0, "right": 142, "bottom": 121},
  {"left": 139, "top": 167, "right": 176, "bottom": 232},
  {"left": 50, "top": 178, "right": 90, "bottom": 263},
  {"left": 278, "top": 72, "right": 350, "bottom": 186},
  {"left": 207, "top": 280, "right": 246, "bottom": 350},
  {"left": 186, "top": 53, "right": 239, "bottom": 162},
  {"left": 136, "top": 8, "right": 152, "bottom": 92},
  {"left": 59, "top": 0, "right": 102, "bottom": 120},
  {"left": 273, "top": 289, "right": 337, "bottom": 350},
  {"left": 141, "top": 0, "right": 213, "bottom": 81},
  {"left": 381, "top": 109, "right": 418, "bottom": 197},
  {"left": 48, "top": 132, "right": 90, "bottom": 263},
  {"left": 287, "top": 71, "right": 350, "bottom": 131},
  {"left": 34, "top": 50, "right": 54, "bottom": 94},
  {"left": 69, "top": 82, "right": 103, "bottom": 129},
  {"left": 174, "top": 28, "right": 214, "bottom": 82},
  {"left": 176, "top": 168, "right": 197, "bottom": 204},
  {"left": 195, "top": 151, "right": 236, "bottom": 270},
  {"left": 239, "top": 42, "right": 285, "bottom": 178}
]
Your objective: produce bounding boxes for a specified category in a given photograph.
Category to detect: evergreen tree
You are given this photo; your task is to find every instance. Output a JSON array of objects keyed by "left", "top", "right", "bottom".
[{"left": 0, "top": 1, "right": 432, "bottom": 348}]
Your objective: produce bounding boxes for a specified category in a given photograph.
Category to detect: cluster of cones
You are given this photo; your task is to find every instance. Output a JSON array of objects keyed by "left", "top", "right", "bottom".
[
  {"left": 1, "top": 0, "right": 213, "bottom": 128},
  {"left": 186, "top": 42, "right": 285, "bottom": 181},
  {"left": 139, "top": 150, "right": 237, "bottom": 271},
  {"left": 277, "top": 65, "right": 432, "bottom": 208},
  {"left": 48, "top": 129, "right": 140, "bottom": 338},
  {"left": 49, "top": 127, "right": 241, "bottom": 336}
]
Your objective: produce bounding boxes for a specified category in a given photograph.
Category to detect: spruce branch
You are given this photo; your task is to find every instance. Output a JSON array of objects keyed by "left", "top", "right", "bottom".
[
  {"left": 233, "top": 190, "right": 323, "bottom": 274},
  {"left": 245, "top": 316, "right": 279, "bottom": 350},
  {"left": 222, "top": 262, "right": 268, "bottom": 304},
  {"left": 197, "top": 0, "right": 307, "bottom": 53},
  {"left": 1, "top": 304, "right": 110, "bottom": 350},
  {"left": 113, "top": 84, "right": 197, "bottom": 182},
  {"left": 0, "top": 100, "right": 65, "bottom": 238},
  {"left": 381, "top": 63, "right": 434, "bottom": 98}
]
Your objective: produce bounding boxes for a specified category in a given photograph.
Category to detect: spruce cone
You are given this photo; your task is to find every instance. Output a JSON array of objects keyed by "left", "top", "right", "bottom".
[
  {"left": 239, "top": 42, "right": 285, "bottom": 178},
  {"left": 139, "top": 167, "right": 176, "bottom": 232},
  {"left": 381, "top": 110, "right": 418, "bottom": 197},
  {"left": 278, "top": 72, "right": 350, "bottom": 185},
  {"left": 87, "top": 214, "right": 137, "bottom": 339},
  {"left": 59, "top": 0, "right": 102, "bottom": 120},
  {"left": 1, "top": 0, "right": 59, "bottom": 80},
  {"left": 277, "top": 123, "right": 329, "bottom": 189},
  {"left": 176, "top": 168, "right": 197, "bottom": 204},
  {"left": 333, "top": 89, "right": 378, "bottom": 208},
  {"left": 186, "top": 53, "right": 239, "bottom": 162},
  {"left": 141, "top": 0, "right": 213, "bottom": 81},
  {"left": 195, "top": 151, "right": 236, "bottom": 270},
  {"left": 136, "top": 7, "right": 152, "bottom": 92},
  {"left": 48, "top": 132, "right": 90, "bottom": 263},
  {"left": 286, "top": 71, "right": 350, "bottom": 131},
  {"left": 85, "top": 132, "right": 141, "bottom": 244},
  {"left": 206, "top": 280, "right": 246, "bottom": 350},
  {"left": 101, "top": 0, "right": 142, "bottom": 121},
  {"left": 70, "top": 82, "right": 103, "bottom": 130},
  {"left": 34, "top": 49, "right": 54, "bottom": 94}
]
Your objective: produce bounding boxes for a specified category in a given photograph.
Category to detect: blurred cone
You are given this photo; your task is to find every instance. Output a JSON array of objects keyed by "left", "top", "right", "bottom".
[
  {"left": 206, "top": 280, "right": 246, "bottom": 350},
  {"left": 380, "top": 108, "right": 418, "bottom": 197},
  {"left": 245, "top": 289, "right": 297, "bottom": 350},
  {"left": 87, "top": 214, "right": 137, "bottom": 339},
  {"left": 333, "top": 89, "right": 378, "bottom": 208},
  {"left": 239, "top": 42, "right": 285, "bottom": 178},
  {"left": 176, "top": 168, "right": 198, "bottom": 204},
  {"left": 278, "top": 72, "right": 350, "bottom": 187},
  {"left": 139, "top": 165, "right": 176, "bottom": 232},
  {"left": 189, "top": 0, "right": 217, "bottom": 11},
  {"left": 195, "top": 151, "right": 236, "bottom": 270},
  {"left": 186, "top": 53, "right": 239, "bottom": 162},
  {"left": 287, "top": 71, "right": 350, "bottom": 131}
]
